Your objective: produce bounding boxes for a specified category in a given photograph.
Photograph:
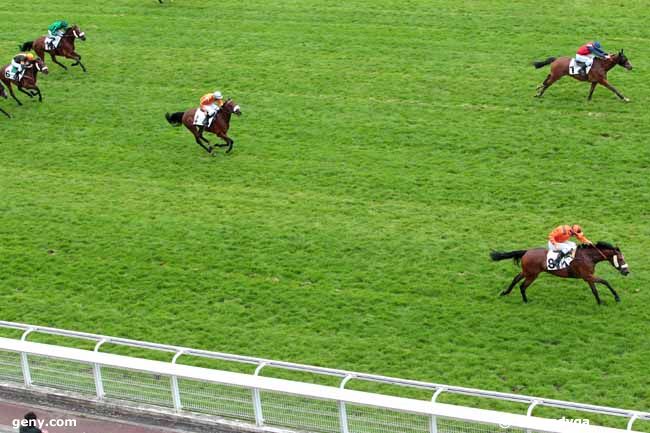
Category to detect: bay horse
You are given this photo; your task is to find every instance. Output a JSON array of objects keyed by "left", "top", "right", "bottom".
[
  {"left": 0, "top": 58, "right": 49, "bottom": 106},
  {"left": 21, "top": 25, "right": 87, "bottom": 72},
  {"left": 0, "top": 83, "right": 10, "bottom": 118},
  {"left": 165, "top": 99, "right": 242, "bottom": 154},
  {"left": 533, "top": 50, "right": 632, "bottom": 101},
  {"left": 490, "top": 242, "right": 629, "bottom": 304}
]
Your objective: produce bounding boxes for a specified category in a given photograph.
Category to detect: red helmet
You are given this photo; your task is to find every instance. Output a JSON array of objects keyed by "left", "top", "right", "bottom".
[{"left": 571, "top": 224, "right": 583, "bottom": 234}]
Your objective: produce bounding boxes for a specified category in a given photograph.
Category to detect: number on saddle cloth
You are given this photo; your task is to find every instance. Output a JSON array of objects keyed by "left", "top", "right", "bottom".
[{"left": 546, "top": 250, "right": 573, "bottom": 270}]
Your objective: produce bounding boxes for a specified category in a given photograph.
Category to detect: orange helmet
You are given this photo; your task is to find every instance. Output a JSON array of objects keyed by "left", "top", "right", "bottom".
[
  {"left": 571, "top": 224, "right": 583, "bottom": 234},
  {"left": 25, "top": 53, "right": 35, "bottom": 61}
]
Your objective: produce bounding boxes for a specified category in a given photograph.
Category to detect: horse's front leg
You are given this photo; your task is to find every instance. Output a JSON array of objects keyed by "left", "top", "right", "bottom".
[
  {"left": 593, "top": 277, "right": 621, "bottom": 302},
  {"left": 70, "top": 52, "right": 86, "bottom": 72},
  {"left": 587, "top": 82, "right": 597, "bottom": 100},
  {"left": 599, "top": 78, "right": 629, "bottom": 102},
  {"left": 32, "top": 86, "right": 42, "bottom": 102},
  {"left": 585, "top": 279, "right": 603, "bottom": 305},
  {"left": 50, "top": 53, "right": 68, "bottom": 71},
  {"left": 216, "top": 132, "right": 234, "bottom": 153},
  {"left": 17, "top": 86, "right": 34, "bottom": 98}
]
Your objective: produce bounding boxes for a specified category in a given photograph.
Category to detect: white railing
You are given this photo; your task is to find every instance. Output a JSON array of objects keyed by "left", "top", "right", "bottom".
[{"left": 0, "top": 321, "right": 647, "bottom": 433}]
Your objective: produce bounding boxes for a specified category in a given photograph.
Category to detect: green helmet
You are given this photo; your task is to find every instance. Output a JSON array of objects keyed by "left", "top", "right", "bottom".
[{"left": 61, "top": 20, "right": 69, "bottom": 28}]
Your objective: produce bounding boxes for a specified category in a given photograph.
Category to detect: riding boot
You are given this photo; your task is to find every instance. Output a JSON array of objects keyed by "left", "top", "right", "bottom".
[{"left": 554, "top": 251, "right": 568, "bottom": 268}]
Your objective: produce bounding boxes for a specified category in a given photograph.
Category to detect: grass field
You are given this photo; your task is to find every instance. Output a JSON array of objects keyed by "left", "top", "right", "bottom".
[{"left": 1, "top": 0, "right": 649, "bottom": 427}]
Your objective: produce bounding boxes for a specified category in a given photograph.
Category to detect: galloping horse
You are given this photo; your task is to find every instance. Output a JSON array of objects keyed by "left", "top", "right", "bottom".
[
  {"left": 0, "top": 58, "right": 49, "bottom": 105},
  {"left": 0, "top": 83, "right": 10, "bottom": 118},
  {"left": 533, "top": 50, "right": 632, "bottom": 101},
  {"left": 490, "top": 242, "right": 629, "bottom": 304},
  {"left": 165, "top": 99, "right": 242, "bottom": 154},
  {"left": 21, "top": 25, "right": 87, "bottom": 72}
]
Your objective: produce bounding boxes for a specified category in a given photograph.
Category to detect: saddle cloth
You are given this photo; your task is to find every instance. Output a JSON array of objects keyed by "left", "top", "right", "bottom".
[
  {"left": 546, "top": 250, "right": 573, "bottom": 270},
  {"left": 193, "top": 110, "right": 215, "bottom": 127},
  {"left": 569, "top": 58, "right": 592, "bottom": 76},
  {"left": 45, "top": 36, "right": 57, "bottom": 51}
]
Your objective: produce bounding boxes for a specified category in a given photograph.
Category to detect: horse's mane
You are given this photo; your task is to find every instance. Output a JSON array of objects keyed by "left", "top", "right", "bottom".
[{"left": 578, "top": 241, "right": 619, "bottom": 251}]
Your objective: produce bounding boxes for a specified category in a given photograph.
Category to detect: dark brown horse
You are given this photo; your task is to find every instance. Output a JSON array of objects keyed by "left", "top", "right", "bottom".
[
  {"left": 165, "top": 99, "right": 242, "bottom": 154},
  {"left": 21, "top": 25, "right": 87, "bottom": 72},
  {"left": 0, "top": 83, "right": 10, "bottom": 118},
  {"left": 491, "top": 242, "right": 629, "bottom": 304},
  {"left": 0, "top": 58, "right": 49, "bottom": 105},
  {"left": 533, "top": 50, "right": 632, "bottom": 101}
]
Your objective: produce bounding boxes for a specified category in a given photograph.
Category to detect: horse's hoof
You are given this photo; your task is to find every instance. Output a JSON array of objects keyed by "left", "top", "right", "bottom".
[
  {"left": 623, "top": 97, "right": 630, "bottom": 103},
  {"left": 615, "top": 297, "right": 621, "bottom": 303},
  {"left": 499, "top": 291, "right": 507, "bottom": 297}
]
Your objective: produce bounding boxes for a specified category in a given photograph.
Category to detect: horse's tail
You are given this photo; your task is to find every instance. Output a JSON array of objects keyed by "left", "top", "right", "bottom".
[
  {"left": 532, "top": 57, "right": 556, "bottom": 69},
  {"left": 20, "top": 41, "right": 34, "bottom": 52},
  {"left": 490, "top": 250, "right": 527, "bottom": 265},
  {"left": 165, "top": 112, "right": 184, "bottom": 126}
]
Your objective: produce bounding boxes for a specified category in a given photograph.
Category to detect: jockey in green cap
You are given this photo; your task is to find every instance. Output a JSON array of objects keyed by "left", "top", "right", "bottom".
[{"left": 46, "top": 20, "right": 69, "bottom": 51}]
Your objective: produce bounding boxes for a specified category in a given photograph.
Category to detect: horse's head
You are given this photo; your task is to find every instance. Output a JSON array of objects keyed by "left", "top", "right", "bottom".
[
  {"left": 614, "top": 49, "right": 632, "bottom": 70},
  {"left": 68, "top": 25, "right": 87, "bottom": 41},
  {"left": 595, "top": 242, "right": 629, "bottom": 276},
  {"left": 32, "top": 58, "right": 49, "bottom": 75},
  {"left": 221, "top": 98, "right": 242, "bottom": 116}
]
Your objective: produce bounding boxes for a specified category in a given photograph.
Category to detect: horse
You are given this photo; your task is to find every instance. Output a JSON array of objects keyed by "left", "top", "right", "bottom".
[
  {"left": 490, "top": 242, "right": 629, "bottom": 305},
  {"left": 533, "top": 50, "right": 632, "bottom": 101},
  {"left": 21, "top": 25, "right": 87, "bottom": 72},
  {"left": 165, "top": 99, "right": 242, "bottom": 154},
  {"left": 0, "top": 58, "right": 49, "bottom": 106},
  {"left": 0, "top": 83, "right": 10, "bottom": 118}
]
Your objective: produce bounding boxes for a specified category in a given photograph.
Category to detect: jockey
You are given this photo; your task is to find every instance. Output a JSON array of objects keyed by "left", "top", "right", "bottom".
[
  {"left": 46, "top": 20, "right": 69, "bottom": 51},
  {"left": 195, "top": 91, "right": 224, "bottom": 134},
  {"left": 576, "top": 41, "right": 608, "bottom": 76},
  {"left": 548, "top": 224, "right": 592, "bottom": 266},
  {"left": 9, "top": 53, "right": 35, "bottom": 82}
]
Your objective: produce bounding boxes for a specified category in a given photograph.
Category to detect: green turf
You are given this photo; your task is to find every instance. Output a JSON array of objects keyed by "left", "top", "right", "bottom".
[{"left": 1, "top": 0, "right": 649, "bottom": 427}]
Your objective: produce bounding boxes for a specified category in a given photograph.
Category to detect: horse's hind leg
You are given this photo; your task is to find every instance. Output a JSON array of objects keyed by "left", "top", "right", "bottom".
[
  {"left": 519, "top": 274, "right": 539, "bottom": 303},
  {"left": 593, "top": 277, "right": 620, "bottom": 303},
  {"left": 0, "top": 108, "right": 10, "bottom": 118},
  {"left": 535, "top": 75, "right": 558, "bottom": 98},
  {"left": 500, "top": 272, "right": 524, "bottom": 296},
  {"left": 6, "top": 84, "right": 22, "bottom": 106}
]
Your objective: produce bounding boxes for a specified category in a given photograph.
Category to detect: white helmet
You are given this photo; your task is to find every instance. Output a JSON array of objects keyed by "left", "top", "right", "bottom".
[{"left": 213, "top": 91, "right": 223, "bottom": 100}]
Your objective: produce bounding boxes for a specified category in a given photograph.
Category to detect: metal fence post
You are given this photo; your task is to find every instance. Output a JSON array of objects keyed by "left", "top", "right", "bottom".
[
  {"left": 627, "top": 414, "right": 639, "bottom": 431},
  {"left": 430, "top": 387, "right": 446, "bottom": 433},
  {"left": 526, "top": 400, "right": 540, "bottom": 433},
  {"left": 339, "top": 375, "right": 354, "bottom": 433},
  {"left": 170, "top": 350, "right": 185, "bottom": 412},
  {"left": 93, "top": 339, "right": 107, "bottom": 400},
  {"left": 19, "top": 328, "right": 35, "bottom": 387},
  {"left": 252, "top": 362, "right": 267, "bottom": 426}
]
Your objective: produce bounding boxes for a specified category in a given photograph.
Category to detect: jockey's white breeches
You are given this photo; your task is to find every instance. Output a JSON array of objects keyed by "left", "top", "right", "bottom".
[
  {"left": 575, "top": 53, "right": 594, "bottom": 66},
  {"left": 47, "top": 31, "right": 63, "bottom": 47},
  {"left": 195, "top": 104, "right": 218, "bottom": 125},
  {"left": 548, "top": 241, "right": 576, "bottom": 254}
]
